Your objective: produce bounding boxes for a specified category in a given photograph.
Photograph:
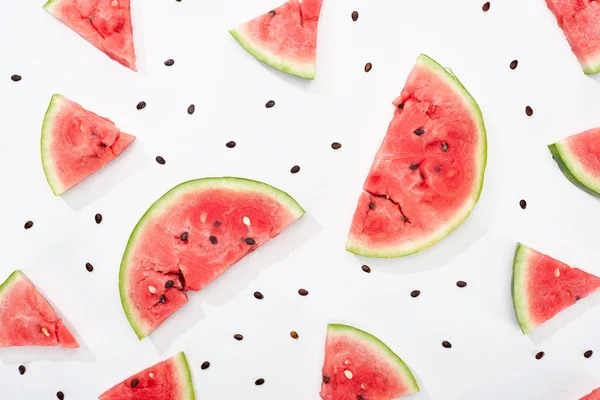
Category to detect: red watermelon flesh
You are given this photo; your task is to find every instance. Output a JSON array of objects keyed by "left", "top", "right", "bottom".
[
  {"left": 581, "top": 388, "right": 600, "bottom": 400},
  {"left": 120, "top": 178, "right": 304, "bottom": 339},
  {"left": 99, "top": 352, "right": 195, "bottom": 399},
  {"left": 346, "top": 54, "right": 486, "bottom": 258},
  {"left": 0, "top": 271, "right": 78, "bottom": 348},
  {"left": 41, "top": 94, "right": 135, "bottom": 196},
  {"left": 546, "top": 0, "right": 600, "bottom": 74},
  {"left": 512, "top": 244, "right": 600, "bottom": 334},
  {"left": 44, "top": 0, "right": 136, "bottom": 70}
]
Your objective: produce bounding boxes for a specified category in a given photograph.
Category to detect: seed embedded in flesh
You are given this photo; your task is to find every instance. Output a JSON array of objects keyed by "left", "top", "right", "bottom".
[
  {"left": 409, "top": 163, "right": 419, "bottom": 170},
  {"left": 136, "top": 101, "right": 146, "bottom": 110},
  {"left": 56, "top": 392, "right": 65, "bottom": 400},
  {"left": 95, "top": 213, "right": 103, "bottom": 224},
  {"left": 290, "top": 331, "right": 299, "bottom": 339},
  {"left": 234, "top": 334, "right": 244, "bottom": 341},
  {"left": 11, "top": 75, "right": 22, "bottom": 82},
  {"left": 554, "top": 269, "right": 560, "bottom": 277},
  {"left": 41, "top": 327, "right": 50, "bottom": 337},
  {"left": 510, "top": 60, "right": 518, "bottom": 70},
  {"left": 269, "top": 10, "right": 276, "bottom": 16},
  {"left": 201, "top": 361, "right": 210, "bottom": 370},
  {"left": 214, "top": 220, "right": 222, "bottom": 227},
  {"left": 525, "top": 106, "right": 533, "bottom": 116},
  {"left": 254, "top": 291, "right": 264, "bottom": 300},
  {"left": 85, "top": 262, "right": 94, "bottom": 272},
  {"left": 414, "top": 128, "right": 425, "bottom": 136},
  {"left": 351, "top": 11, "right": 359, "bottom": 21},
  {"left": 361, "top": 265, "right": 371, "bottom": 273},
  {"left": 482, "top": 1, "right": 490, "bottom": 11},
  {"left": 155, "top": 156, "right": 166, "bottom": 165},
  {"left": 18, "top": 365, "right": 26, "bottom": 375},
  {"left": 243, "top": 216, "right": 251, "bottom": 226},
  {"left": 411, "top": 290, "right": 421, "bottom": 298},
  {"left": 344, "top": 370, "right": 353, "bottom": 379},
  {"left": 209, "top": 235, "right": 218, "bottom": 244},
  {"left": 397, "top": 103, "right": 405, "bottom": 109},
  {"left": 180, "top": 232, "right": 189, "bottom": 241},
  {"left": 24, "top": 221, "right": 33, "bottom": 229},
  {"left": 323, "top": 375, "right": 330, "bottom": 384},
  {"left": 519, "top": 199, "right": 527, "bottom": 209},
  {"left": 298, "top": 288, "right": 309, "bottom": 296},
  {"left": 255, "top": 378, "right": 265, "bottom": 386},
  {"left": 131, "top": 378, "right": 139, "bottom": 388},
  {"left": 265, "top": 100, "right": 275, "bottom": 108},
  {"left": 165, "top": 280, "right": 174, "bottom": 289},
  {"left": 111, "top": 0, "right": 118, "bottom": 6},
  {"left": 535, "top": 351, "right": 545, "bottom": 360},
  {"left": 148, "top": 286, "right": 157, "bottom": 294},
  {"left": 331, "top": 142, "right": 342, "bottom": 150},
  {"left": 226, "top": 141, "right": 236, "bottom": 148},
  {"left": 585, "top": 350, "right": 594, "bottom": 358},
  {"left": 456, "top": 281, "right": 467, "bottom": 288},
  {"left": 290, "top": 165, "right": 300, "bottom": 174},
  {"left": 245, "top": 237, "right": 256, "bottom": 245},
  {"left": 160, "top": 294, "right": 166, "bottom": 303},
  {"left": 442, "top": 340, "right": 452, "bottom": 349},
  {"left": 442, "top": 142, "right": 449, "bottom": 152},
  {"left": 364, "top": 62, "right": 372, "bottom": 73},
  {"left": 368, "top": 202, "right": 375, "bottom": 210},
  {"left": 164, "top": 59, "right": 175, "bottom": 66}
]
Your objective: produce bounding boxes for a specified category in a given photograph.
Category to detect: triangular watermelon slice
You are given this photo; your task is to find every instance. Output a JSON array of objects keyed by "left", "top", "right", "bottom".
[
  {"left": 0, "top": 270, "right": 78, "bottom": 348},
  {"left": 512, "top": 243, "right": 600, "bottom": 334},
  {"left": 41, "top": 94, "right": 136, "bottom": 196},
  {"left": 120, "top": 177, "right": 305, "bottom": 339},
  {"left": 229, "top": 0, "right": 323, "bottom": 80},
  {"left": 43, "top": 0, "right": 136, "bottom": 70},
  {"left": 549, "top": 128, "right": 600, "bottom": 198},
  {"left": 581, "top": 387, "right": 600, "bottom": 400},
  {"left": 320, "top": 324, "right": 419, "bottom": 400},
  {"left": 99, "top": 352, "right": 195, "bottom": 399}
]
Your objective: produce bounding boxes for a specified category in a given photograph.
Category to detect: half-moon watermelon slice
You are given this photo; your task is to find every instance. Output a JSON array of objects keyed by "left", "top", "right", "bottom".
[
  {"left": 346, "top": 54, "right": 487, "bottom": 258},
  {"left": 41, "top": 94, "right": 136, "bottom": 196},
  {"left": 545, "top": 0, "right": 600, "bottom": 74},
  {"left": 320, "top": 324, "right": 419, "bottom": 400},
  {"left": 98, "top": 352, "right": 195, "bottom": 400},
  {"left": 512, "top": 243, "right": 600, "bottom": 334},
  {"left": 549, "top": 128, "right": 600, "bottom": 198},
  {"left": 229, "top": 0, "right": 323, "bottom": 80},
  {"left": 581, "top": 387, "right": 600, "bottom": 400},
  {"left": 120, "top": 177, "right": 304, "bottom": 339},
  {"left": 43, "top": 0, "right": 136, "bottom": 70},
  {"left": 0, "top": 270, "right": 78, "bottom": 348}
]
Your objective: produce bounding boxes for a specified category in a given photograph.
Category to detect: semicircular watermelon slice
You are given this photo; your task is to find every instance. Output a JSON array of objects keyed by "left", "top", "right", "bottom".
[
  {"left": 229, "top": 0, "right": 323, "bottom": 80},
  {"left": 0, "top": 270, "right": 78, "bottom": 348},
  {"left": 512, "top": 243, "right": 600, "bottom": 334},
  {"left": 346, "top": 54, "right": 487, "bottom": 258},
  {"left": 41, "top": 94, "right": 136, "bottom": 196},
  {"left": 320, "top": 324, "right": 419, "bottom": 400},
  {"left": 120, "top": 177, "right": 304, "bottom": 339},
  {"left": 99, "top": 352, "right": 195, "bottom": 400},
  {"left": 549, "top": 128, "right": 600, "bottom": 198},
  {"left": 581, "top": 387, "right": 600, "bottom": 400}
]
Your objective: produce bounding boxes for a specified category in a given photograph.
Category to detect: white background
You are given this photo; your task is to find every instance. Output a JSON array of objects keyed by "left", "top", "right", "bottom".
[{"left": 1, "top": 0, "right": 600, "bottom": 399}]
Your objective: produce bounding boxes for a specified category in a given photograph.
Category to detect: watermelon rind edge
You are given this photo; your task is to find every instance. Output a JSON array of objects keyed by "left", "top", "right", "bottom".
[
  {"left": 228, "top": 27, "right": 315, "bottom": 80},
  {"left": 175, "top": 352, "right": 196, "bottom": 400},
  {"left": 512, "top": 243, "right": 534, "bottom": 334},
  {"left": 327, "top": 323, "right": 420, "bottom": 395},
  {"left": 345, "top": 54, "right": 487, "bottom": 258},
  {"left": 42, "top": 0, "right": 58, "bottom": 11},
  {"left": 119, "top": 177, "right": 305, "bottom": 339},
  {"left": 0, "top": 270, "right": 24, "bottom": 298},
  {"left": 549, "top": 142, "right": 600, "bottom": 198},
  {"left": 40, "top": 94, "right": 68, "bottom": 196}
]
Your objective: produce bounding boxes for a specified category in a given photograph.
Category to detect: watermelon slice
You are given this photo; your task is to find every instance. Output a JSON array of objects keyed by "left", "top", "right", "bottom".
[
  {"left": 545, "top": 0, "right": 600, "bottom": 74},
  {"left": 41, "top": 94, "right": 136, "bottom": 196},
  {"left": 229, "top": 0, "right": 323, "bottom": 80},
  {"left": 99, "top": 352, "right": 195, "bottom": 399},
  {"left": 581, "top": 387, "right": 600, "bottom": 400},
  {"left": 512, "top": 243, "right": 600, "bottom": 334},
  {"left": 346, "top": 54, "right": 487, "bottom": 258},
  {"left": 320, "top": 324, "right": 419, "bottom": 400},
  {"left": 120, "top": 177, "right": 304, "bottom": 339},
  {"left": 43, "top": 0, "right": 136, "bottom": 70},
  {"left": 549, "top": 128, "right": 600, "bottom": 198},
  {"left": 0, "top": 270, "right": 78, "bottom": 348}
]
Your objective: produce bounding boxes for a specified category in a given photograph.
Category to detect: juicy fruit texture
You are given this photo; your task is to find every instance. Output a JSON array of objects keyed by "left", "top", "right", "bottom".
[
  {"left": 99, "top": 352, "right": 195, "bottom": 400},
  {"left": 120, "top": 177, "right": 304, "bottom": 339},
  {"left": 41, "top": 94, "right": 136, "bottom": 196},
  {"left": 549, "top": 128, "right": 600, "bottom": 198},
  {"left": 545, "top": 0, "right": 600, "bottom": 74},
  {"left": 581, "top": 387, "right": 600, "bottom": 400},
  {"left": 512, "top": 243, "right": 600, "bottom": 334},
  {"left": 320, "top": 324, "right": 419, "bottom": 400},
  {"left": 44, "top": 0, "right": 136, "bottom": 70},
  {"left": 229, "top": 0, "right": 323, "bottom": 79},
  {"left": 347, "top": 54, "right": 487, "bottom": 258},
  {"left": 0, "top": 271, "right": 78, "bottom": 348}
]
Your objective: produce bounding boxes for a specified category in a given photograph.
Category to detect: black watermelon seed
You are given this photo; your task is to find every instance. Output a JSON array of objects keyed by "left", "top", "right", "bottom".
[
  {"left": 369, "top": 202, "right": 376, "bottom": 210},
  {"left": 165, "top": 280, "right": 174, "bottom": 289},
  {"left": 585, "top": 350, "right": 594, "bottom": 358},
  {"left": 56, "top": 392, "right": 64, "bottom": 400},
  {"left": 160, "top": 294, "right": 166, "bottom": 304},
  {"left": 95, "top": 213, "right": 103, "bottom": 224},
  {"left": 361, "top": 265, "right": 371, "bottom": 273},
  {"left": 226, "top": 141, "right": 236, "bottom": 148},
  {"left": 482, "top": 1, "right": 490, "bottom": 11},
  {"left": 323, "top": 375, "right": 330, "bottom": 384},
  {"left": 525, "top": 106, "right": 533, "bottom": 116},
  {"left": 155, "top": 156, "right": 166, "bottom": 165},
  {"left": 358, "top": 395, "right": 364, "bottom": 400},
  {"left": 136, "top": 101, "right": 146, "bottom": 110},
  {"left": 331, "top": 142, "right": 342, "bottom": 150},
  {"left": 290, "top": 331, "right": 299, "bottom": 339},
  {"left": 442, "top": 341, "right": 452, "bottom": 348},
  {"left": 180, "top": 232, "right": 189, "bottom": 241},
  {"left": 298, "top": 288, "right": 309, "bottom": 296},
  {"left": 24, "top": 221, "right": 33, "bottom": 229},
  {"left": 18, "top": 365, "right": 25, "bottom": 375},
  {"left": 254, "top": 291, "right": 264, "bottom": 300},
  {"left": 397, "top": 103, "right": 405, "bottom": 109},
  {"left": 164, "top": 59, "right": 175, "bottom": 66},
  {"left": 234, "top": 334, "right": 243, "bottom": 341},
  {"left": 442, "top": 142, "right": 449, "bottom": 152},
  {"left": 11, "top": 75, "right": 22, "bottom": 82},
  {"left": 351, "top": 11, "right": 359, "bottom": 21},
  {"left": 414, "top": 128, "right": 425, "bottom": 136},
  {"left": 510, "top": 60, "right": 518, "bottom": 70},
  {"left": 201, "top": 361, "right": 210, "bottom": 370},
  {"left": 269, "top": 10, "right": 276, "bottom": 16},
  {"left": 411, "top": 290, "right": 421, "bottom": 298},
  {"left": 255, "top": 378, "right": 265, "bottom": 386},
  {"left": 85, "top": 262, "right": 94, "bottom": 272},
  {"left": 364, "top": 62, "right": 372, "bottom": 73},
  {"left": 176, "top": 0, "right": 181, "bottom": 2},
  {"left": 409, "top": 163, "right": 419, "bottom": 170},
  {"left": 265, "top": 100, "right": 275, "bottom": 108},
  {"left": 290, "top": 165, "right": 300, "bottom": 174},
  {"left": 187, "top": 104, "right": 195, "bottom": 115},
  {"left": 209, "top": 235, "right": 218, "bottom": 245},
  {"left": 214, "top": 220, "right": 222, "bottom": 227},
  {"left": 456, "top": 281, "right": 467, "bottom": 288},
  {"left": 245, "top": 237, "right": 256, "bottom": 245},
  {"left": 535, "top": 351, "right": 545, "bottom": 360},
  {"left": 519, "top": 199, "right": 527, "bottom": 209},
  {"left": 131, "top": 378, "right": 139, "bottom": 388}
]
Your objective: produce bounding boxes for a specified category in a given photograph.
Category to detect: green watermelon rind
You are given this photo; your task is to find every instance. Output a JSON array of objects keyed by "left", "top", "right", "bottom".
[
  {"left": 119, "top": 177, "right": 305, "bottom": 339},
  {"left": 549, "top": 142, "right": 600, "bottom": 198},
  {"left": 0, "top": 270, "right": 24, "bottom": 298},
  {"left": 174, "top": 352, "right": 196, "bottom": 400},
  {"left": 512, "top": 243, "right": 535, "bottom": 334},
  {"left": 327, "top": 324, "right": 420, "bottom": 395},
  {"left": 345, "top": 54, "right": 487, "bottom": 258},
  {"left": 40, "top": 94, "right": 69, "bottom": 196},
  {"left": 42, "top": 0, "right": 58, "bottom": 11},
  {"left": 229, "top": 27, "right": 315, "bottom": 80}
]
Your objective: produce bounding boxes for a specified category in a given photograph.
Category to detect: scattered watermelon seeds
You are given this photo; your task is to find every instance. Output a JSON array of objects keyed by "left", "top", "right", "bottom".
[
  {"left": 526, "top": 106, "right": 533, "bottom": 116},
  {"left": 245, "top": 237, "right": 256, "bottom": 245},
  {"left": 187, "top": 104, "right": 195, "bottom": 115},
  {"left": 155, "top": 156, "right": 166, "bottom": 165},
  {"left": 56, "top": 391, "right": 64, "bottom": 400},
  {"left": 226, "top": 141, "right": 236, "bottom": 148},
  {"left": 290, "top": 165, "right": 300, "bottom": 174},
  {"left": 180, "top": 231, "right": 189, "bottom": 241},
  {"left": 520, "top": 199, "right": 527, "bottom": 209},
  {"left": 535, "top": 351, "right": 545, "bottom": 360},
  {"left": 411, "top": 290, "right": 421, "bottom": 298},
  {"left": 95, "top": 213, "right": 103, "bottom": 224},
  {"left": 160, "top": 294, "right": 166, "bottom": 304},
  {"left": 442, "top": 341, "right": 452, "bottom": 349},
  {"left": 136, "top": 101, "right": 146, "bottom": 110},
  {"left": 482, "top": 2, "right": 490, "bottom": 12},
  {"left": 85, "top": 262, "right": 94, "bottom": 272},
  {"left": 210, "top": 235, "right": 218, "bottom": 244},
  {"left": 584, "top": 350, "right": 594, "bottom": 358},
  {"left": 18, "top": 365, "right": 25, "bottom": 375},
  {"left": 255, "top": 378, "right": 265, "bottom": 386},
  {"left": 442, "top": 141, "right": 449, "bottom": 152},
  {"left": 361, "top": 265, "right": 371, "bottom": 273},
  {"left": 164, "top": 59, "right": 175, "bottom": 66},
  {"left": 331, "top": 142, "right": 342, "bottom": 150},
  {"left": 165, "top": 280, "right": 174, "bottom": 289},
  {"left": 298, "top": 288, "right": 309, "bottom": 296},
  {"left": 414, "top": 128, "right": 426, "bottom": 136},
  {"left": 322, "top": 375, "right": 330, "bottom": 384},
  {"left": 265, "top": 100, "right": 275, "bottom": 108},
  {"left": 351, "top": 11, "right": 359, "bottom": 21},
  {"left": 290, "top": 331, "right": 299, "bottom": 339},
  {"left": 253, "top": 291, "right": 264, "bottom": 300},
  {"left": 364, "top": 63, "right": 372, "bottom": 73},
  {"left": 457, "top": 281, "right": 467, "bottom": 288},
  {"left": 24, "top": 221, "right": 33, "bottom": 229},
  {"left": 201, "top": 361, "right": 210, "bottom": 370},
  {"left": 130, "top": 378, "right": 139, "bottom": 388},
  {"left": 11, "top": 75, "right": 21, "bottom": 82},
  {"left": 234, "top": 334, "right": 244, "bottom": 341},
  {"left": 510, "top": 60, "right": 518, "bottom": 70}
]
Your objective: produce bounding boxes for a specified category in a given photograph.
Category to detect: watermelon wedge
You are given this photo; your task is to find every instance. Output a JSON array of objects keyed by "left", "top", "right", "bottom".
[
  {"left": 0, "top": 270, "right": 78, "bottom": 348},
  {"left": 581, "top": 388, "right": 600, "bottom": 400},
  {"left": 229, "top": 0, "right": 323, "bottom": 80},
  {"left": 43, "top": 0, "right": 136, "bottom": 70},
  {"left": 320, "top": 324, "right": 419, "bottom": 400},
  {"left": 549, "top": 128, "right": 600, "bottom": 198},
  {"left": 41, "top": 94, "right": 136, "bottom": 196},
  {"left": 99, "top": 352, "right": 195, "bottom": 400},
  {"left": 346, "top": 54, "right": 487, "bottom": 258},
  {"left": 512, "top": 243, "right": 600, "bottom": 334},
  {"left": 545, "top": 0, "right": 600, "bottom": 74},
  {"left": 120, "top": 177, "right": 304, "bottom": 339}
]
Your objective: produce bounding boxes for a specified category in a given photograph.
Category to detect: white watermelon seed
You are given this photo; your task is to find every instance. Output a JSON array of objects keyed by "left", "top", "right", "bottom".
[
  {"left": 149, "top": 373, "right": 155, "bottom": 379},
  {"left": 148, "top": 286, "right": 157, "bottom": 294},
  {"left": 201, "top": 213, "right": 207, "bottom": 223},
  {"left": 344, "top": 360, "right": 349, "bottom": 365},
  {"left": 344, "top": 370, "right": 353, "bottom": 379},
  {"left": 555, "top": 269, "right": 560, "bottom": 277},
  {"left": 41, "top": 327, "right": 50, "bottom": 337},
  {"left": 111, "top": 0, "right": 119, "bottom": 6},
  {"left": 361, "top": 384, "right": 366, "bottom": 390},
  {"left": 243, "top": 216, "right": 251, "bottom": 226}
]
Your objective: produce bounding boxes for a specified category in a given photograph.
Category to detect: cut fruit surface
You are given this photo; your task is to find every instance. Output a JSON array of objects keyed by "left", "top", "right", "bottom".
[
  {"left": 41, "top": 94, "right": 135, "bottom": 196},
  {"left": 229, "top": 0, "right": 323, "bottom": 79},
  {"left": 320, "top": 324, "right": 419, "bottom": 400},
  {"left": 581, "top": 387, "right": 600, "bottom": 400},
  {"left": 0, "top": 270, "right": 78, "bottom": 348},
  {"left": 346, "top": 54, "right": 487, "bottom": 258},
  {"left": 512, "top": 243, "right": 600, "bottom": 334},
  {"left": 120, "top": 177, "right": 304, "bottom": 339}
]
